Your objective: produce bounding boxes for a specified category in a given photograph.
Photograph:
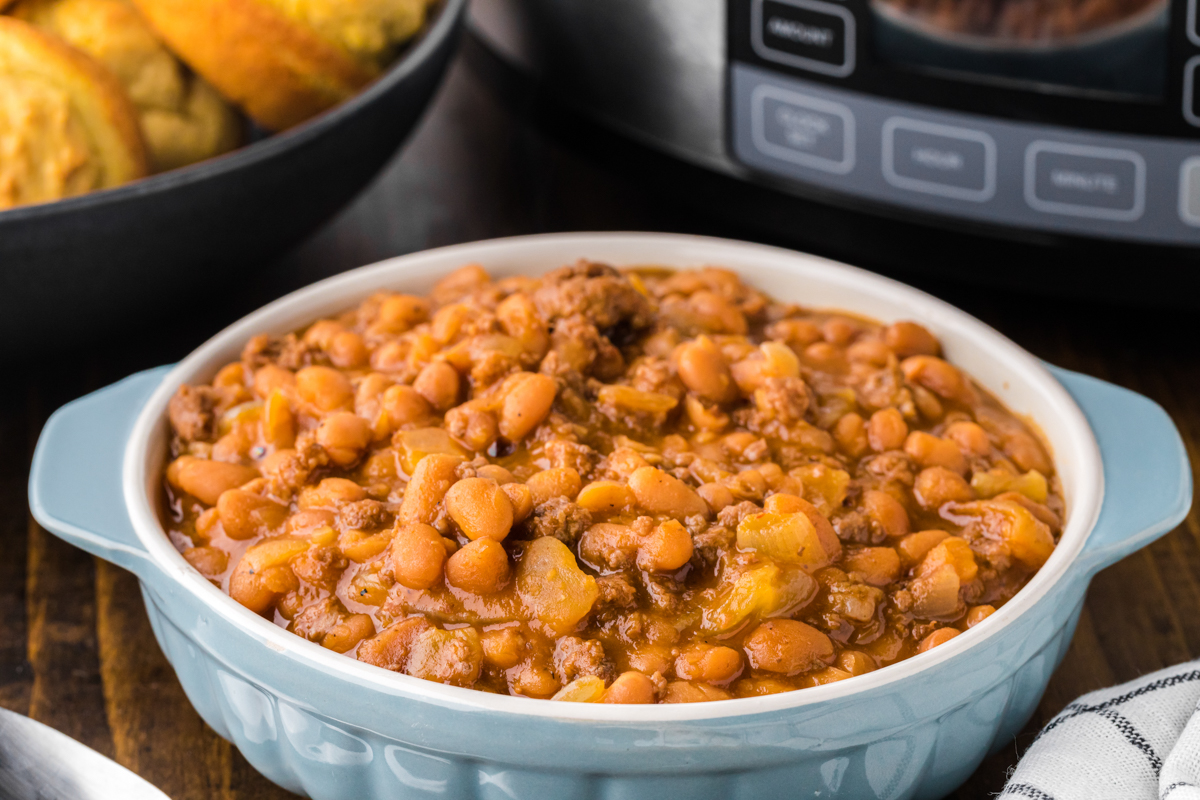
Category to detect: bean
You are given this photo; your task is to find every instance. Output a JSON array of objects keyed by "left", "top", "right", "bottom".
[
  {"left": 811, "top": 667, "right": 855, "bottom": 686},
  {"left": 381, "top": 386, "right": 432, "bottom": 431},
  {"left": 863, "top": 489, "right": 910, "bottom": 538},
  {"left": 675, "top": 336, "right": 737, "bottom": 403},
  {"left": 322, "top": 614, "right": 375, "bottom": 653},
  {"left": 228, "top": 537, "right": 308, "bottom": 613},
  {"left": 413, "top": 362, "right": 461, "bottom": 412},
  {"left": 743, "top": 619, "right": 834, "bottom": 675},
  {"left": 846, "top": 339, "right": 892, "bottom": 366},
  {"left": 690, "top": 290, "right": 747, "bottom": 334},
  {"left": 803, "top": 342, "right": 846, "bottom": 373},
  {"left": 599, "top": 671, "right": 656, "bottom": 704},
  {"left": 674, "top": 644, "right": 742, "bottom": 684},
  {"left": 296, "top": 366, "right": 353, "bottom": 411},
  {"left": 905, "top": 431, "right": 967, "bottom": 474},
  {"left": 476, "top": 464, "right": 516, "bottom": 484},
  {"left": 217, "top": 489, "right": 287, "bottom": 540},
  {"left": 662, "top": 681, "right": 732, "bottom": 703},
  {"left": 834, "top": 412, "right": 869, "bottom": 457},
  {"left": 182, "top": 545, "right": 228, "bottom": 576},
  {"left": 496, "top": 293, "right": 550, "bottom": 357},
  {"left": 390, "top": 523, "right": 447, "bottom": 590},
  {"left": 696, "top": 482, "right": 734, "bottom": 513},
  {"left": 628, "top": 466, "right": 707, "bottom": 518},
  {"left": 445, "top": 402, "right": 499, "bottom": 452},
  {"left": 637, "top": 519, "right": 694, "bottom": 572},
  {"left": 499, "top": 373, "right": 557, "bottom": 441},
  {"left": 357, "top": 617, "right": 432, "bottom": 671},
  {"left": 445, "top": 538, "right": 511, "bottom": 594},
  {"left": 526, "top": 468, "right": 582, "bottom": 506},
  {"left": 481, "top": 627, "right": 524, "bottom": 669},
  {"left": 576, "top": 480, "right": 635, "bottom": 515},
  {"left": 966, "top": 604, "right": 996, "bottom": 627},
  {"left": 431, "top": 263, "right": 489, "bottom": 305},
  {"left": 944, "top": 421, "right": 990, "bottom": 457},
  {"left": 822, "top": 316, "right": 859, "bottom": 345},
  {"left": 901, "top": 356, "right": 975, "bottom": 405},
  {"left": 1004, "top": 430, "right": 1052, "bottom": 474},
  {"left": 398, "top": 453, "right": 463, "bottom": 525},
  {"left": 685, "top": 395, "right": 730, "bottom": 431},
  {"left": 445, "top": 477, "right": 514, "bottom": 541},
  {"left": 377, "top": 294, "right": 430, "bottom": 333},
  {"left": 914, "top": 467, "right": 974, "bottom": 508},
  {"left": 213, "top": 362, "right": 246, "bottom": 389},
  {"left": 837, "top": 650, "right": 876, "bottom": 676},
  {"left": 917, "top": 627, "right": 960, "bottom": 653},
  {"left": 501, "top": 483, "right": 534, "bottom": 523},
  {"left": 167, "top": 456, "right": 259, "bottom": 505},
  {"left": 842, "top": 547, "right": 901, "bottom": 586},
  {"left": 885, "top": 321, "right": 940, "bottom": 358},
  {"left": 300, "top": 477, "right": 367, "bottom": 509},
  {"left": 868, "top": 408, "right": 908, "bottom": 452},
  {"left": 315, "top": 412, "right": 372, "bottom": 466},
  {"left": 253, "top": 364, "right": 294, "bottom": 398},
  {"left": 325, "top": 330, "right": 366, "bottom": 368}
]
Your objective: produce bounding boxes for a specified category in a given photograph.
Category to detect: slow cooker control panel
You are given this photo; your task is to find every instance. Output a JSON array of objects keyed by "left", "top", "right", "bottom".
[{"left": 728, "top": 0, "right": 1200, "bottom": 245}]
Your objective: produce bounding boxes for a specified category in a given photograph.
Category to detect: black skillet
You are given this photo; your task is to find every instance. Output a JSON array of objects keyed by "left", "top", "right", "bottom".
[{"left": 0, "top": 0, "right": 467, "bottom": 350}]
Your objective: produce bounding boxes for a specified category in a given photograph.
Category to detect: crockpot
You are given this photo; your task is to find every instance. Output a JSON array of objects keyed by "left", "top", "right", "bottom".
[
  {"left": 29, "top": 233, "right": 1191, "bottom": 799},
  {"left": 466, "top": 2, "right": 1200, "bottom": 298}
]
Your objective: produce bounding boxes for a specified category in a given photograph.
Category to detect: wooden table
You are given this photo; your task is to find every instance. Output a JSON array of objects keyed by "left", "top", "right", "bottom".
[{"left": 5, "top": 54, "right": 1198, "bottom": 799}]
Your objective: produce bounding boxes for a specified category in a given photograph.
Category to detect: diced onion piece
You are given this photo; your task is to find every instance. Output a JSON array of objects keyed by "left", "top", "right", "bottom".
[
  {"left": 946, "top": 499, "right": 1055, "bottom": 569},
  {"left": 791, "top": 464, "right": 851, "bottom": 512},
  {"left": 396, "top": 427, "right": 469, "bottom": 475},
  {"left": 552, "top": 675, "right": 607, "bottom": 702},
  {"left": 597, "top": 385, "right": 679, "bottom": 413},
  {"left": 910, "top": 563, "right": 961, "bottom": 620},
  {"left": 970, "top": 468, "right": 1048, "bottom": 504},
  {"left": 736, "top": 511, "right": 828, "bottom": 569},
  {"left": 516, "top": 537, "right": 599, "bottom": 636},
  {"left": 700, "top": 563, "right": 817, "bottom": 634}
]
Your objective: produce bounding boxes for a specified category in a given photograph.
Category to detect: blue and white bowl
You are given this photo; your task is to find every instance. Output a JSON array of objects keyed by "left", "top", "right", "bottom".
[{"left": 29, "top": 233, "right": 1191, "bottom": 800}]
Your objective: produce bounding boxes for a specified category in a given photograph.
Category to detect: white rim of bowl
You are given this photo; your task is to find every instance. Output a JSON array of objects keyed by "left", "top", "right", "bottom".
[{"left": 123, "top": 232, "right": 1103, "bottom": 722}]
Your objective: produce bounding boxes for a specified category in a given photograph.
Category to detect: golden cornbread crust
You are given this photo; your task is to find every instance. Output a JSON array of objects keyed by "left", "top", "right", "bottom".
[
  {"left": 11, "top": 0, "right": 242, "bottom": 172},
  {"left": 0, "top": 16, "right": 146, "bottom": 209},
  {"left": 130, "top": 0, "right": 375, "bottom": 131}
]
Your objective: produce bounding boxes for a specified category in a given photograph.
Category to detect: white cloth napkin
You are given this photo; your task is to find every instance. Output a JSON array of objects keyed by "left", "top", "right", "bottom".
[{"left": 1000, "top": 662, "right": 1200, "bottom": 800}]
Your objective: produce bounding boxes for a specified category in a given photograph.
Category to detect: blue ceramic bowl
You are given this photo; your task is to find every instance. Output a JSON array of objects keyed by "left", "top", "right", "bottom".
[{"left": 29, "top": 234, "right": 1192, "bottom": 800}]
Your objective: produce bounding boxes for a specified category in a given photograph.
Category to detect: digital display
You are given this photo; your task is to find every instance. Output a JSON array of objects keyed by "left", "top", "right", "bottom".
[{"left": 870, "top": 0, "right": 1170, "bottom": 99}]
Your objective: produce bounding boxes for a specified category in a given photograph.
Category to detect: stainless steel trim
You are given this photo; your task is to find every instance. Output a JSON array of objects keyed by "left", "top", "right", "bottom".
[{"left": 469, "top": 0, "right": 740, "bottom": 174}]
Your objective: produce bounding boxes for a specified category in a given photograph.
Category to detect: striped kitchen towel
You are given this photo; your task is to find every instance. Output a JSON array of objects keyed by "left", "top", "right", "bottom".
[{"left": 1001, "top": 662, "right": 1200, "bottom": 800}]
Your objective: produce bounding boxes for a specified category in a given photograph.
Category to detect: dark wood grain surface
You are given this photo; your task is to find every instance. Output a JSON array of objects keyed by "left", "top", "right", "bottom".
[{"left": 5, "top": 54, "right": 1199, "bottom": 799}]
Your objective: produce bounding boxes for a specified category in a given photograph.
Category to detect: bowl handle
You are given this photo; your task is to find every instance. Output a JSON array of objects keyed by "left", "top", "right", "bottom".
[
  {"left": 1050, "top": 365, "right": 1193, "bottom": 573},
  {"left": 28, "top": 367, "right": 171, "bottom": 578}
]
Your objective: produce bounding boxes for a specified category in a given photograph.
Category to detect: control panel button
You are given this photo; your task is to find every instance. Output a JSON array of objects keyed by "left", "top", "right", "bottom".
[
  {"left": 1189, "top": 0, "right": 1200, "bottom": 46},
  {"left": 1179, "top": 157, "right": 1200, "bottom": 227},
  {"left": 1185, "top": 56, "right": 1200, "bottom": 127},
  {"left": 882, "top": 117, "right": 996, "bottom": 202},
  {"left": 751, "top": 84, "right": 855, "bottom": 174},
  {"left": 751, "top": 0, "right": 855, "bottom": 78},
  {"left": 1024, "top": 142, "right": 1145, "bottom": 221}
]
